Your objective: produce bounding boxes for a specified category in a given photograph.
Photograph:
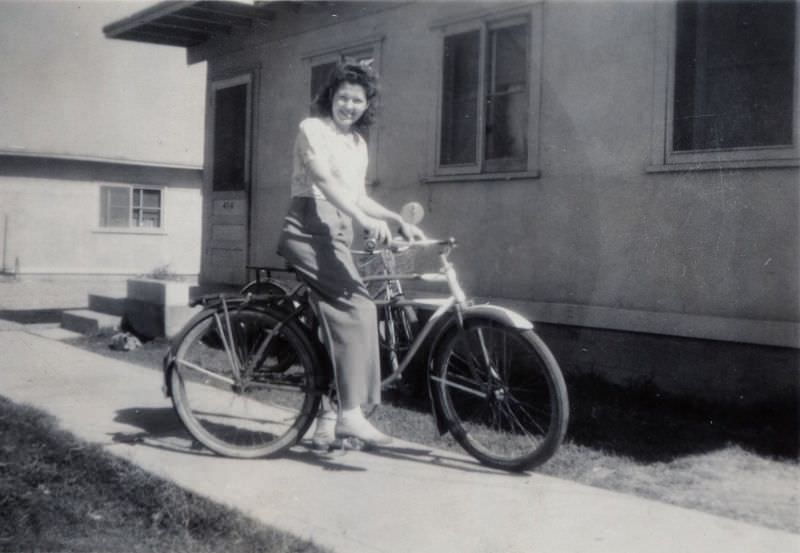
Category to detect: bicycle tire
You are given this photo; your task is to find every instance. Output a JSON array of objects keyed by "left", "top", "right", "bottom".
[
  {"left": 170, "top": 306, "right": 322, "bottom": 458},
  {"left": 240, "top": 279, "right": 290, "bottom": 297},
  {"left": 431, "top": 318, "right": 568, "bottom": 471}
]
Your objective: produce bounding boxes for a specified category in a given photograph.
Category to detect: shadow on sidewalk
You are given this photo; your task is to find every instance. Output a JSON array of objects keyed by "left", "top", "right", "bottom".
[{"left": 110, "top": 406, "right": 513, "bottom": 476}]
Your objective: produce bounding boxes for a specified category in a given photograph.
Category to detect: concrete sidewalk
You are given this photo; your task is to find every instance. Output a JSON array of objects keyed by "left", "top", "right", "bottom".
[{"left": 0, "top": 327, "right": 797, "bottom": 553}]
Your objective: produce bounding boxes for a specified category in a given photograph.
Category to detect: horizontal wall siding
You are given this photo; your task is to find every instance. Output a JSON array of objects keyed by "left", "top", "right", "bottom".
[
  {"left": 0, "top": 160, "right": 202, "bottom": 275},
  {"left": 205, "top": 1, "right": 798, "bottom": 341}
]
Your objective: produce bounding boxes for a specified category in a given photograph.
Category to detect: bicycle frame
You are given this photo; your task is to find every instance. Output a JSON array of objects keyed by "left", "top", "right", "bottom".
[
  {"left": 166, "top": 239, "right": 533, "bottom": 400},
  {"left": 358, "top": 240, "right": 534, "bottom": 388}
]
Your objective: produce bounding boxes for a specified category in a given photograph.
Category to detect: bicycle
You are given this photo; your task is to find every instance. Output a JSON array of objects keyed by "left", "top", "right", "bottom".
[{"left": 163, "top": 209, "right": 569, "bottom": 472}]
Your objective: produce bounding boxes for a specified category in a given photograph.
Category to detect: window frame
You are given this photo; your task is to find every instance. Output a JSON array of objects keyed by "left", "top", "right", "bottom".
[
  {"left": 98, "top": 184, "right": 165, "bottom": 232},
  {"left": 431, "top": 6, "right": 542, "bottom": 180},
  {"left": 649, "top": 1, "right": 800, "bottom": 171},
  {"left": 303, "top": 35, "right": 384, "bottom": 186}
]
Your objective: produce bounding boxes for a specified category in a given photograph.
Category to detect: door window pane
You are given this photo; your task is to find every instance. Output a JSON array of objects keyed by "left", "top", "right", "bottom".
[
  {"left": 213, "top": 83, "right": 249, "bottom": 191},
  {"left": 673, "top": 1, "right": 796, "bottom": 151}
]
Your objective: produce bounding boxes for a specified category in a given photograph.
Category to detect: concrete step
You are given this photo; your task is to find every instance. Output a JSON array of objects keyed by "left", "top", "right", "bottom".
[
  {"left": 23, "top": 322, "right": 60, "bottom": 331},
  {"left": 88, "top": 293, "right": 127, "bottom": 316},
  {"left": 26, "top": 325, "right": 84, "bottom": 341},
  {"left": 61, "top": 309, "right": 121, "bottom": 336}
]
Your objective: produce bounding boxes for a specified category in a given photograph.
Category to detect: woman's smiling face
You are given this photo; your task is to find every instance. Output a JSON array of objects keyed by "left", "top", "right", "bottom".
[{"left": 330, "top": 82, "right": 368, "bottom": 132}]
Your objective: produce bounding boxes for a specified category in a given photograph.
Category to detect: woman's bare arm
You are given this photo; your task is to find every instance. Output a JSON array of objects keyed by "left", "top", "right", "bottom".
[{"left": 304, "top": 155, "right": 393, "bottom": 243}]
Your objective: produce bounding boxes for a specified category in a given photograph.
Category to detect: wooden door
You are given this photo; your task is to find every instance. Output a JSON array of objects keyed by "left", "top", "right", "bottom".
[{"left": 204, "top": 73, "right": 254, "bottom": 284}]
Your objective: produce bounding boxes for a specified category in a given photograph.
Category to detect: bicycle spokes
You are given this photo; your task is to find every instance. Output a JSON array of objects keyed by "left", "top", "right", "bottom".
[
  {"left": 170, "top": 307, "right": 321, "bottom": 458},
  {"left": 433, "top": 320, "right": 568, "bottom": 471}
]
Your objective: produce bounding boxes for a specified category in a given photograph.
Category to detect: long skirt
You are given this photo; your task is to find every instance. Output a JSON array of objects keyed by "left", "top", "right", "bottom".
[{"left": 276, "top": 196, "right": 381, "bottom": 409}]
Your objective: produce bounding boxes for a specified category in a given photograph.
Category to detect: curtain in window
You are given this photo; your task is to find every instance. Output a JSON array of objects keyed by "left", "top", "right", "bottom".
[{"left": 100, "top": 186, "right": 130, "bottom": 227}]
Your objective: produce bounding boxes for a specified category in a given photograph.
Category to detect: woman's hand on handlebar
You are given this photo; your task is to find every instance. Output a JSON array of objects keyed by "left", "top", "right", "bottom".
[
  {"left": 360, "top": 215, "right": 393, "bottom": 246},
  {"left": 398, "top": 220, "right": 426, "bottom": 243}
]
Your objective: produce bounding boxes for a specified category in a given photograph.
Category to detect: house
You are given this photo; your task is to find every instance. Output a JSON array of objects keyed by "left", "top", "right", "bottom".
[
  {"left": 104, "top": 0, "right": 799, "bottom": 404},
  {"left": 0, "top": 2, "right": 205, "bottom": 279}
]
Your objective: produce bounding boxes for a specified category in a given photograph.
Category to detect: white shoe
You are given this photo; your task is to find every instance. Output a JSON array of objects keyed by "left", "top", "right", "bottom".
[
  {"left": 335, "top": 412, "right": 393, "bottom": 447},
  {"left": 311, "top": 412, "right": 338, "bottom": 450}
]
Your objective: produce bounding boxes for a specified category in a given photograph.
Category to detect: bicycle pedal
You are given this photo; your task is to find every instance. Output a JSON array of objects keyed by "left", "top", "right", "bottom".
[{"left": 330, "top": 437, "right": 363, "bottom": 453}]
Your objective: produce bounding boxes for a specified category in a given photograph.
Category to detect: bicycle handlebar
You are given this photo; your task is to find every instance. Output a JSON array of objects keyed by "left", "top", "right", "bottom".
[{"left": 360, "top": 237, "right": 457, "bottom": 254}]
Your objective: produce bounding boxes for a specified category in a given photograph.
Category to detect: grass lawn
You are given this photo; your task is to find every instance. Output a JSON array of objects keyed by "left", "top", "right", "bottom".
[
  {"left": 0, "top": 396, "right": 330, "bottom": 553},
  {"left": 49, "top": 334, "right": 800, "bottom": 536}
]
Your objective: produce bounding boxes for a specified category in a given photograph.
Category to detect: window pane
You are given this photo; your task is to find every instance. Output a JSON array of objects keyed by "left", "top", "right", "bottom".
[
  {"left": 100, "top": 186, "right": 130, "bottom": 227},
  {"left": 311, "top": 61, "right": 337, "bottom": 102},
  {"left": 106, "top": 207, "right": 129, "bottom": 227},
  {"left": 673, "top": 1, "right": 796, "bottom": 151},
  {"left": 213, "top": 83, "right": 248, "bottom": 191},
  {"left": 140, "top": 189, "right": 161, "bottom": 209},
  {"left": 441, "top": 30, "right": 480, "bottom": 166},
  {"left": 134, "top": 209, "right": 161, "bottom": 228},
  {"left": 485, "top": 24, "right": 528, "bottom": 164}
]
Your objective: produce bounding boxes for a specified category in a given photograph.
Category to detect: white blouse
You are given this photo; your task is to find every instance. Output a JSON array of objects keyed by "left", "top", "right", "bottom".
[{"left": 291, "top": 117, "right": 368, "bottom": 203}]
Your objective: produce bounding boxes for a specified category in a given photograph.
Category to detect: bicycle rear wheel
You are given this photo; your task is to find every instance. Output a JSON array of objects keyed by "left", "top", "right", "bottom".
[
  {"left": 170, "top": 306, "right": 322, "bottom": 458},
  {"left": 431, "top": 318, "right": 568, "bottom": 472}
]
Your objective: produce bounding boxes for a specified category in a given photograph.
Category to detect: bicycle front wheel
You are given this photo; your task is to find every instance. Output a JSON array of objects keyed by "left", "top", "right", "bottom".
[
  {"left": 431, "top": 318, "right": 568, "bottom": 472},
  {"left": 170, "top": 307, "right": 322, "bottom": 458}
]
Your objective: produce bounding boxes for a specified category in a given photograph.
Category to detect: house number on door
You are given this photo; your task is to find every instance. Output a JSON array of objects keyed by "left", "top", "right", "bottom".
[{"left": 222, "top": 200, "right": 235, "bottom": 209}]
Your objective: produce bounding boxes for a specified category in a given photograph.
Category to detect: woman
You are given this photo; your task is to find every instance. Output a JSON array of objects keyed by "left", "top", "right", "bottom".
[{"left": 277, "top": 61, "right": 423, "bottom": 449}]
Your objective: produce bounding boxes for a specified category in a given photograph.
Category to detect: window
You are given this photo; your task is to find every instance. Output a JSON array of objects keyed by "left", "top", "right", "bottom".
[
  {"left": 212, "top": 76, "right": 252, "bottom": 192},
  {"left": 673, "top": 1, "right": 796, "bottom": 152},
  {"left": 650, "top": 1, "right": 799, "bottom": 169},
  {"left": 437, "top": 15, "right": 537, "bottom": 176},
  {"left": 100, "top": 185, "right": 162, "bottom": 229}
]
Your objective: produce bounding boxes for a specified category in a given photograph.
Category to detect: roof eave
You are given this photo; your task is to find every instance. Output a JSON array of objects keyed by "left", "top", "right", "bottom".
[{"left": 103, "top": 1, "right": 272, "bottom": 49}]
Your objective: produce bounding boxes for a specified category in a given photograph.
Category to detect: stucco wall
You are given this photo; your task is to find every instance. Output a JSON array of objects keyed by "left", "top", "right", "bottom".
[
  {"left": 200, "top": 1, "right": 798, "bottom": 338},
  {"left": 0, "top": 171, "right": 201, "bottom": 275}
]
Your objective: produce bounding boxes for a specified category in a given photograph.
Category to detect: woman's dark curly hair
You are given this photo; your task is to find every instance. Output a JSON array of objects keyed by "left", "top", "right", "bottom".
[{"left": 312, "top": 59, "right": 379, "bottom": 134}]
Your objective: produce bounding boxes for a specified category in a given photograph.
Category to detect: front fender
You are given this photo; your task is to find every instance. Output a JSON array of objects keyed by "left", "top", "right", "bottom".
[
  {"left": 425, "top": 303, "right": 534, "bottom": 434},
  {"left": 461, "top": 304, "right": 533, "bottom": 330}
]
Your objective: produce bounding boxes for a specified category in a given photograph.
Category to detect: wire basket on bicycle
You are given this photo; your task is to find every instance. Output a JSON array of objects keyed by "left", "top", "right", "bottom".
[{"left": 355, "top": 248, "right": 415, "bottom": 300}]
